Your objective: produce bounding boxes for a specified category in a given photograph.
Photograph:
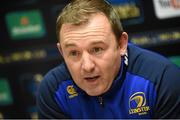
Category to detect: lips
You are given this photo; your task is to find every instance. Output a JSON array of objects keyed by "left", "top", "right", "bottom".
[{"left": 84, "top": 75, "right": 100, "bottom": 81}]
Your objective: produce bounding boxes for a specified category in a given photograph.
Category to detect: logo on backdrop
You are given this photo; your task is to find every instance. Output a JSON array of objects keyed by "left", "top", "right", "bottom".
[
  {"left": 5, "top": 10, "right": 46, "bottom": 40},
  {"left": 153, "top": 0, "right": 180, "bottom": 19}
]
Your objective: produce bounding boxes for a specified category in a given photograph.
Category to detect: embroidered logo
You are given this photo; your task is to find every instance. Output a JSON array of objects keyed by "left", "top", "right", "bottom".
[
  {"left": 129, "top": 92, "right": 150, "bottom": 115},
  {"left": 67, "top": 85, "right": 78, "bottom": 99}
]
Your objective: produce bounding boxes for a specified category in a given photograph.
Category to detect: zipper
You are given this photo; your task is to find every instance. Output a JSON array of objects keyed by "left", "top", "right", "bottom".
[{"left": 98, "top": 96, "right": 104, "bottom": 107}]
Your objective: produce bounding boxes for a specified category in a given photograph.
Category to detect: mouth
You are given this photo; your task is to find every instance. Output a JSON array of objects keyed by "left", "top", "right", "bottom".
[{"left": 84, "top": 75, "right": 100, "bottom": 81}]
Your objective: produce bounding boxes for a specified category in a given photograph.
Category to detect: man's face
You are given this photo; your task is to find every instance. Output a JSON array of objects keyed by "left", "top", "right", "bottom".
[{"left": 58, "top": 13, "right": 126, "bottom": 96}]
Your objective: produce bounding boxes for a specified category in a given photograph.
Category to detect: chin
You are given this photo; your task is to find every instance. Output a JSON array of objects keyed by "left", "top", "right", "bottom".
[
  {"left": 86, "top": 92, "right": 101, "bottom": 96},
  {"left": 85, "top": 89, "right": 104, "bottom": 96}
]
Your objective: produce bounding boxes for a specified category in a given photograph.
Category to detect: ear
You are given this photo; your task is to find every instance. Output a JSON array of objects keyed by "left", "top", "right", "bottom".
[
  {"left": 118, "top": 32, "right": 128, "bottom": 56},
  {"left": 57, "top": 42, "right": 63, "bottom": 57}
]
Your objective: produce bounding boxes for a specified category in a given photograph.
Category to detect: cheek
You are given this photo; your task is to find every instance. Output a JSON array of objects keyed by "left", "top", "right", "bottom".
[
  {"left": 102, "top": 50, "right": 120, "bottom": 67},
  {"left": 99, "top": 50, "right": 120, "bottom": 76},
  {"left": 64, "top": 59, "right": 79, "bottom": 75}
]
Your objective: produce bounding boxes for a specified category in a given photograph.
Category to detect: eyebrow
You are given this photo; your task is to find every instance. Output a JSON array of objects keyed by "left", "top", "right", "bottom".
[
  {"left": 63, "top": 40, "right": 106, "bottom": 49},
  {"left": 64, "top": 43, "right": 77, "bottom": 48},
  {"left": 90, "top": 41, "right": 106, "bottom": 45}
]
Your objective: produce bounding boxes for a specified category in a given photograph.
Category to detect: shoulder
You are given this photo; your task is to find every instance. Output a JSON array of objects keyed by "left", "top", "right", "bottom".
[
  {"left": 39, "top": 62, "right": 71, "bottom": 92},
  {"left": 127, "top": 43, "right": 180, "bottom": 82},
  {"left": 36, "top": 62, "right": 72, "bottom": 118},
  {"left": 127, "top": 44, "right": 180, "bottom": 118}
]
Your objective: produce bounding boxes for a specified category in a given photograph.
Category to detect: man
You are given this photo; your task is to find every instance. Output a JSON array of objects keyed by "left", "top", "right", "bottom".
[{"left": 37, "top": 0, "right": 180, "bottom": 118}]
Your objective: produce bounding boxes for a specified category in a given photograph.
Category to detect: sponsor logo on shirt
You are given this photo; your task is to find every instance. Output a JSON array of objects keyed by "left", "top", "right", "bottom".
[
  {"left": 67, "top": 85, "right": 78, "bottom": 99},
  {"left": 129, "top": 92, "right": 150, "bottom": 115}
]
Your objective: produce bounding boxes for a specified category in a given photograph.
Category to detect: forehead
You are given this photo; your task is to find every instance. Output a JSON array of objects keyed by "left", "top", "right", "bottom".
[{"left": 60, "top": 13, "right": 112, "bottom": 39}]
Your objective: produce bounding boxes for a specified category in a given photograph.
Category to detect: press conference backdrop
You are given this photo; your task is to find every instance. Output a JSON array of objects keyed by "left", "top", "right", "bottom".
[{"left": 0, "top": 0, "right": 180, "bottom": 119}]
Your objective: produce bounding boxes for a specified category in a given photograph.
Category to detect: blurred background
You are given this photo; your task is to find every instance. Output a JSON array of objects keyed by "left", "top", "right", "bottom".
[{"left": 0, "top": 0, "right": 180, "bottom": 119}]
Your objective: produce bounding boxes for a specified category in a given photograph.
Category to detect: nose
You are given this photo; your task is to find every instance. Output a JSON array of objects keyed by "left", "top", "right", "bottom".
[{"left": 81, "top": 52, "right": 95, "bottom": 73}]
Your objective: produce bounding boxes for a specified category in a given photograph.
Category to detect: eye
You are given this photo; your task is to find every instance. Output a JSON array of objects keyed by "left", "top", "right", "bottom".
[
  {"left": 69, "top": 50, "right": 80, "bottom": 57},
  {"left": 91, "top": 47, "right": 103, "bottom": 54}
]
